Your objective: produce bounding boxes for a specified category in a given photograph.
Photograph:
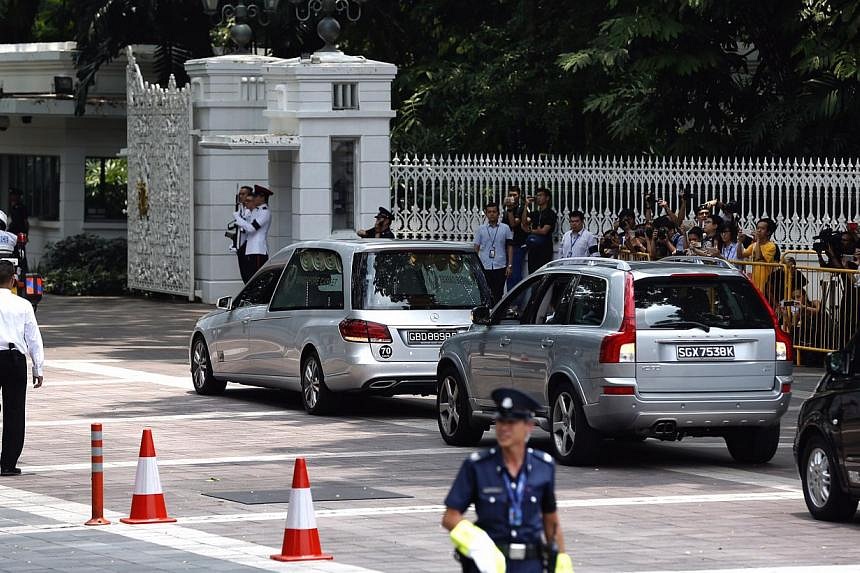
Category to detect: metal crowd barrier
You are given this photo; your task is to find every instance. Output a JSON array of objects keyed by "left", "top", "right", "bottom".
[
  {"left": 618, "top": 249, "right": 651, "bottom": 261},
  {"left": 729, "top": 255, "right": 859, "bottom": 364}
]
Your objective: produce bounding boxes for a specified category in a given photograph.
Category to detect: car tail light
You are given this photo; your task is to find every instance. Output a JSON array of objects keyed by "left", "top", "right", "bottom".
[
  {"left": 602, "top": 385, "right": 635, "bottom": 395},
  {"left": 747, "top": 278, "right": 794, "bottom": 362},
  {"left": 780, "top": 382, "right": 791, "bottom": 394},
  {"left": 338, "top": 319, "right": 392, "bottom": 344},
  {"left": 599, "top": 273, "right": 636, "bottom": 363}
]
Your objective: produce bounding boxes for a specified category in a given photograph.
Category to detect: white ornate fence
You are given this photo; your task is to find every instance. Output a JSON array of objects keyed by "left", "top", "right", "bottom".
[
  {"left": 125, "top": 47, "right": 194, "bottom": 298},
  {"left": 390, "top": 155, "right": 860, "bottom": 250}
]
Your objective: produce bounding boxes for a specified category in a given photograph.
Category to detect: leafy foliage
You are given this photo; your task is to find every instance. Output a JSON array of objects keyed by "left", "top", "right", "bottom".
[{"left": 40, "top": 234, "right": 128, "bottom": 296}]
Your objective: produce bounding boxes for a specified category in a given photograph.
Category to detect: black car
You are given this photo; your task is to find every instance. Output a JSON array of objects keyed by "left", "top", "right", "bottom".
[{"left": 794, "top": 332, "right": 860, "bottom": 521}]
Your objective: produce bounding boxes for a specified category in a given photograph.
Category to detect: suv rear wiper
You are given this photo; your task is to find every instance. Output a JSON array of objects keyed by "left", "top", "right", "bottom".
[{"left": 651, "top": 320, "right": 711, "bottom": 332}]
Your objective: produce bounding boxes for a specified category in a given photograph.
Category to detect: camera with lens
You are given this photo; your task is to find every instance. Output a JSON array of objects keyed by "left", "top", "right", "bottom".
[
  {"left": 679, "top": 185, "right": 694, "bottom": 201},
  {"left": 644, "top": 192, "right": 656, "bottom": 210},
  {"left": 813, "top": 227, "right": 842, "bottom": 255},
  {"left": 656, "top": 227, "right": 669, "bottom": 241},
  {"left": 645, "top": 226, "right": 654, "bottom": 239}
]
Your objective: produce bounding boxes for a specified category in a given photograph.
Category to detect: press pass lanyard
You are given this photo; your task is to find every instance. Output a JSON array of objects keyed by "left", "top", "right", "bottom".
[
  {"left": 504, "top": 467, "right": 527, "bottom": 527},
  {"left": 567, "top": 232, "right": 580, "bottom": 258}
]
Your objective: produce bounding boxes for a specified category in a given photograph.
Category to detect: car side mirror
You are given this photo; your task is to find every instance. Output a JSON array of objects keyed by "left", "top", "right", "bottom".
[
  {"left": 825, "top": 351, "right": 850, "bottom": 376},
  {"left": 216, "top": 296, "right": 232, "bottom": 310},
  {"left": 471, "top": 305, "right": 491, "bottom": 325}
]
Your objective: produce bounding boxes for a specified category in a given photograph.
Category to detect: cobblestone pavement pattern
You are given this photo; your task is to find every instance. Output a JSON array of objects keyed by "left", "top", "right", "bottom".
[{"left": 0, "top": 295, "right": 857, "bottom": 573}]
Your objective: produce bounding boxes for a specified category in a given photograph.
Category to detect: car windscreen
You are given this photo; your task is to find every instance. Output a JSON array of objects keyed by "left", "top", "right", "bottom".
[
  {"left": 634, "top": 275, "right": 773, "bottom": 330},
  {"left": 354, "top": 250, "right": 491, "bottom": 310}
]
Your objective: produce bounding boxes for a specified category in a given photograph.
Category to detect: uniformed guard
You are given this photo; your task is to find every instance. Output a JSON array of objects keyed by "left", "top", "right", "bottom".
[
  {"left": 233, "top": 184, "right": 272, "bottom": 282},
  {"left": 442, "top": 388, "right": 574, "bottom": 573},
  {"left": 356, "top": 206, "right": 395, "bottom": 239}
]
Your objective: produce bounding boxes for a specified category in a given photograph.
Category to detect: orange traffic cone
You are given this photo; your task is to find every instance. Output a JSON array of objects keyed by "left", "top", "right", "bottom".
[
  {"left": 120, "top": 428, "right": 176, "bottom": 524},
  {"left": 271, "top": 458, "right": 333, "bottom": 562}
]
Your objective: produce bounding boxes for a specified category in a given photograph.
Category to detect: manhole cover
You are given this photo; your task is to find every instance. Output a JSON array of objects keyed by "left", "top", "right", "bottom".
[{"left": 204, "top": 485, "right": 412, "bottom": 505}]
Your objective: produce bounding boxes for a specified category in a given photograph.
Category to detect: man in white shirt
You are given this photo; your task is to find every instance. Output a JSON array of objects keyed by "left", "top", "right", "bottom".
[
  {"left": 473, "top": 202, "right": 513, "bottom": 304},
  {"left": 558, "top": 210, "right": 599, "bottom": 259},
  {"left": 233, "top": 184, "right": 272, "bottom": 282},
  {"left": 233, "top": 186, "right": 253, "bottom": 282},
  {"left": 0, "top": 260, "right": 43, "bottom": 476}
]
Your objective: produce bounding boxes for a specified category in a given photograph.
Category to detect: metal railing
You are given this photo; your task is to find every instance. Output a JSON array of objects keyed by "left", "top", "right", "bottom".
[{"left": 390, "top": 154, "right": 860, "bottom": 250}]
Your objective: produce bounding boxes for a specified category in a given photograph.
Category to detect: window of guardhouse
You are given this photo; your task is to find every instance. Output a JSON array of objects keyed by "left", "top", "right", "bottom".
[
  {"left": 85, "top": 157, "right": 128, "bottom": 221},
  {"left": 331, "top": 138, "right": 357, "bottom": 231},
  {"left": 6, "top": 154, "right": 61, "bottom": 221}
]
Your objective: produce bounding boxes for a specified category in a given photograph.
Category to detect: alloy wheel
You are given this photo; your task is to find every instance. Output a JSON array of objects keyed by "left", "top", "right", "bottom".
[
  {"left": 438, "top": 376, "right": 461, "bottom": 437},
  {"left": 192, "top": 341, "right": 209, "bottom": 390},
  {"left": 552, "top": 391, "right": 576, "bottom": 457},
  {"left": 303, "top": 358, "right": 320, "bottom": 409},
  {"left": 806, "top": 446, "right": 832, "bottom": 508}
]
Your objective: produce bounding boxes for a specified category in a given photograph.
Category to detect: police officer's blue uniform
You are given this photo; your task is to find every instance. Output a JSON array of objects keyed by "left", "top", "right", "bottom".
[{"left": 444, "top": 389, "right": 557, "bottom": 573}]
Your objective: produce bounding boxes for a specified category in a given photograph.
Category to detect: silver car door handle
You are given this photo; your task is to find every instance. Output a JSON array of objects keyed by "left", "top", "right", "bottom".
[
  {"left": 541, "top": 338, "right": 554, "bottom": 348},
  {"left": 242, "top": 318, "right": 250, "bottom": 325},
  {"left": 500, "top": 336, "right": 512, "bottom": 347}
]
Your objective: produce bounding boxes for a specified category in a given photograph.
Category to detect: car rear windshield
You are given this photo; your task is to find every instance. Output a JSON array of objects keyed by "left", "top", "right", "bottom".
[
  {"left": 634, "top": 275, "right": 773, "bottom": 330},
  {"left": 354, "top": 250, "right": 491, "bottom": 310}
]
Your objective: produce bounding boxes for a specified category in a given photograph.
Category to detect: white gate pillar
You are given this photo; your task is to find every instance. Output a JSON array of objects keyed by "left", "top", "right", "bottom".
[
  {"left": 261, "top": 52, "right": 397, "bottom": 242},
  {"left": 185, "top": 54, "right": 283, "bottom": 303}
]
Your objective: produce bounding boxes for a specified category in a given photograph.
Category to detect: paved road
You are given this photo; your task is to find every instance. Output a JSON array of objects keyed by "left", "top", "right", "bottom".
[{"left": 0, "top": 295, "right": 857, "bottom": 572}]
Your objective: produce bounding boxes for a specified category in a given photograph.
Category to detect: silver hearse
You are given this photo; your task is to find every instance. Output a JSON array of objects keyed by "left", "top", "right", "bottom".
[{"left": 190, "top": 240, "right": 491, "bottom": 414}]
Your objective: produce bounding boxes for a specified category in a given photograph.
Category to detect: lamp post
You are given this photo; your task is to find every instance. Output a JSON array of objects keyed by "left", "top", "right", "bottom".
[
  {"left": 288, "top": 0, "right": 367, "bottom": 52},
  {"left": 201, "top": 0, "right": 281, "bottom": 54}
]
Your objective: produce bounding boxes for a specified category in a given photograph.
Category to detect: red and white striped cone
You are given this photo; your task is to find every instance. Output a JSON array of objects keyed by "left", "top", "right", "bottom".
[
  {"left": 271, "top": 458, "right": 333, "bottom": 562},
  {"left": 120, "top": 428, "right": 176, "bottom": 524}
]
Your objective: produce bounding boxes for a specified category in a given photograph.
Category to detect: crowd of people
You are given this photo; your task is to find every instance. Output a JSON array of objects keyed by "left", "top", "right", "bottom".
[{"left": 469, "top": 186, "right": 860, "bottom": 349}]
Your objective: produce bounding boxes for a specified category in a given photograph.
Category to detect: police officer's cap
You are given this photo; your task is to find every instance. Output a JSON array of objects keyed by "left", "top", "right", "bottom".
[
  {"left": 375, "top": 206, "right": 393, "bottom": 220},
  {"left": 491, "top": 388, "right": 540, "bottom": 421},
  {"left": 252, "top": 184, "right": 273, "bottom": 197}
]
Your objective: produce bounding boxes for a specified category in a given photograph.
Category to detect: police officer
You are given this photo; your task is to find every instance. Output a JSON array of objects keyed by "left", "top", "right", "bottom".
[
  {"left": 442, "top": 388, "right": 574, "bottom": 573},
  {"left": 356, "top": 207, "right": 395, "bottom": 239},
  {"left": 232, "top": 184, "right": 272, "bottom": 282},
  {"left": 0, "top": 260, "right": 44, "bottom": 476},
  {"left": 0, "top": 211, "right": 16, "bottom": 257},
  {"left": 233, "top": 185, "right": 253, "bottom": 283}
]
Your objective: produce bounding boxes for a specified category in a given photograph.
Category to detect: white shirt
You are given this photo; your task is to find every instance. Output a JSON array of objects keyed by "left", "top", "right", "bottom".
[
  {"left": 0, "top": 288, "right": 44, "bottom": 376},
  {"left": 233, "top": 204, "right": 271, "bottom": 255},
  {"left": 559, "top": 228, "right": 599, "bottom": 259},
  {"left": 0, "top": 230, "right": 16, "bottom": 256}
]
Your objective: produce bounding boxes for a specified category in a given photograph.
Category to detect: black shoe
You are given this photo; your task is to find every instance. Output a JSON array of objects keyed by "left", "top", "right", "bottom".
[{"left": 0, "top": 468, "right": 21, "bottom": 476}]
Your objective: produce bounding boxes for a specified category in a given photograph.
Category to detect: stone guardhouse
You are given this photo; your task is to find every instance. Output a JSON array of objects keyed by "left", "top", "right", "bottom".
[{"left": 126, "top": 46, "right": 396, "bottom": 303}]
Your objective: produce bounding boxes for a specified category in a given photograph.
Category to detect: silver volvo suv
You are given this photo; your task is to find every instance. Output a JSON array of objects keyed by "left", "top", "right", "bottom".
[{"left": 436, "top": 257, "right": 794, "bottom": 465}]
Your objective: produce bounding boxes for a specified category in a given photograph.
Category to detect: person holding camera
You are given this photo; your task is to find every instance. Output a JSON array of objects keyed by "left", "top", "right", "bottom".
[
  {"left": 503, "top": 187, "right": 528, "bottom": 291},
  {"left": 231, "top": 185, "right": 253, "bottom": 282},
  {"left": 524, "top": 188, "right": 557, "bottom": 274},
  {"left": 647, "top": 216, "right": 686, "bottom": 260},
  {"left": 737, "top": 218, "right": 778, "bottom": 292}
]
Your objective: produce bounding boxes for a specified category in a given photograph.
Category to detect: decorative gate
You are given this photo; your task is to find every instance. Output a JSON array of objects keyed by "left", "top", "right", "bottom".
[{"left": 125, "top": 47, "right": 194, "bottom": 299}]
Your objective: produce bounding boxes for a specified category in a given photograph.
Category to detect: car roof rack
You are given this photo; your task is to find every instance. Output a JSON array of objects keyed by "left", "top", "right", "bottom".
[
  {"left": 659, "top": 255, "right": 736, "bottom": 269},
  {"left": 544, "top": 257, "right": 632, "bottom": 272}
]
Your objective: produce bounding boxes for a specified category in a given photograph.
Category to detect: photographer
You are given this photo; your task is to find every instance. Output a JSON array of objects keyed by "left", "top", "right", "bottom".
[
  {"left": 503, "top": 187, "right": 528, "bottom": 291},
  {"left": 717, "top": 223, "right": 740, "bottom": 260},
  {"left": 647, "top": 216, "right": 685, "bottom": 260},
  {"left": 615, "top": 208, "right": 637, "bottom": 245},
  {"left": 600, "top": 230, "right": 621, "bottom": 258},
  {"left": 738, "top": 218, "right": 778, "bottom": 292},
  {"left": 524, "top": 188, "right": 557, "bottom": 273},
  {"left": 815, "top": 227, "right": 859, "bottom": 270}
]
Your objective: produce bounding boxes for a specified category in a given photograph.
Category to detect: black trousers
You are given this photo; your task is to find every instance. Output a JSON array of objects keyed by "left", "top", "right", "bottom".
[
  {"left": 483, "top": 267, "right": 507, "bottom": 305},
  {"left": 0, "top": 350, "right": 27, "bottom": 470},
  {"left": 241, "top": 253, "right": 269, "bottom": 282},
  {"left": 528, "top": 247, "right": 553, "bottom": 274}
]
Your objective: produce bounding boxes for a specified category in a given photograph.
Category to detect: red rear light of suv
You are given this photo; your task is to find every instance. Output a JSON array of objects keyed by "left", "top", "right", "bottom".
[
  {"left": 338, "top": 319, "right": 393, "bottom": 344},
  {"left": 747, "top": 278, "right": 794, "bottom": 362},
  {"left": 599, "top": 273, "right": 636, "bottom": 363}
]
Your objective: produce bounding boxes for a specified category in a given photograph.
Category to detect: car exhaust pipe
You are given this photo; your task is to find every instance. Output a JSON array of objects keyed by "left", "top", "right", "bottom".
[
  {"left": 652, "top": 420, "right": 678, "bottom": 440},
  {"left": 367, "top": 380, "right": 397, "bottom": 390}
]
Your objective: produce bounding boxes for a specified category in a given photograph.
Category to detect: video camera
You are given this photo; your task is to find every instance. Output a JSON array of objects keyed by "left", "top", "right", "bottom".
[{"left": 813, "top": 226, "right": 842, "bottom": 255}]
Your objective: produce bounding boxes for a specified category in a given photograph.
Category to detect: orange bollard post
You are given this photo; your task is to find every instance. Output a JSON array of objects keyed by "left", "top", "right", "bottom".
[{"left": 85, "top": 423, "right": 110, "bottom": 526}]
